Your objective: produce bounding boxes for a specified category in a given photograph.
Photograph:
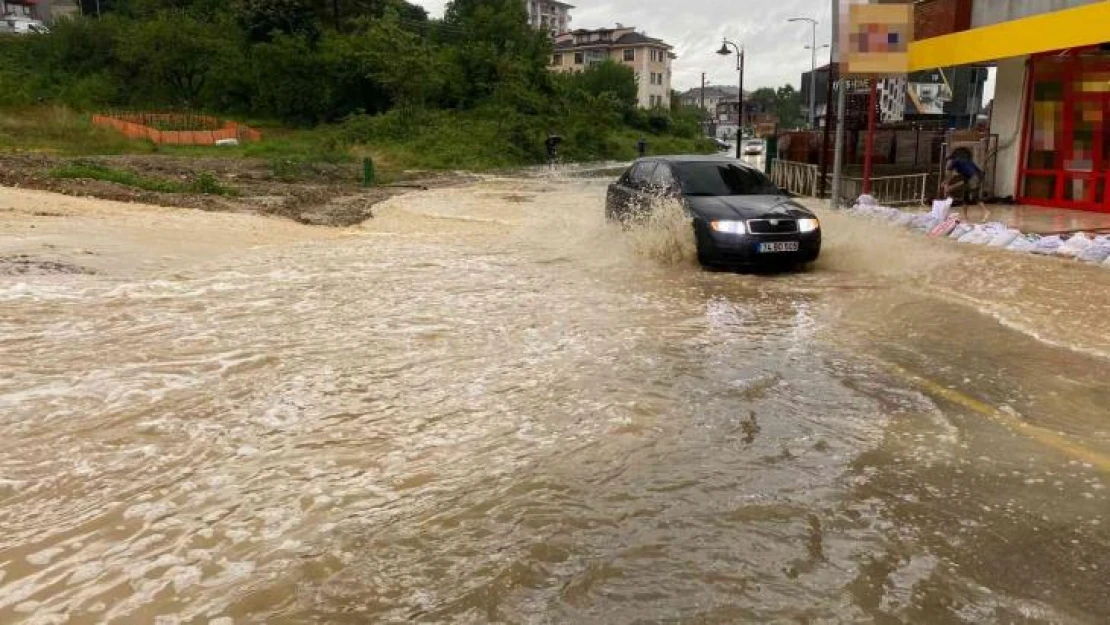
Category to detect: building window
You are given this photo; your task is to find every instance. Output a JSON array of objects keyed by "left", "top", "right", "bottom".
[
  {"left": 574, "top": 52, "right": 583, "bottom": 65},
  {"left": 552, "top": 53, "right": 562, "bottom": 66},
  {"left": 624, "top": 49, "right": 635, "bottom": 62}
]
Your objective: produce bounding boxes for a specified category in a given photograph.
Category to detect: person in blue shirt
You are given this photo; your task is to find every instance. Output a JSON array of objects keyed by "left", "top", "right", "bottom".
[{"left": 943, "top": 154, "right": 988, "bottom": 220}]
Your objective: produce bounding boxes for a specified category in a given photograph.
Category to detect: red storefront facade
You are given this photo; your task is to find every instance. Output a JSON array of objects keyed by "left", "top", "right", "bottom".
[{"left": 1018, "top": 47, "right": 1110, "bottom": 213}]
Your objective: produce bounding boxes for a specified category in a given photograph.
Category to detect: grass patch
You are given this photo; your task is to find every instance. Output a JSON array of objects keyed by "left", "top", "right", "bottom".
[
  {"left": 0, "top": 106, "right": 155, "bottom": 156},
  {"left": 4, "top": 105, "right": 714, "bottom": 186},
  {"left": 49, "top": 162, "right": 237, "bottom": 195}
]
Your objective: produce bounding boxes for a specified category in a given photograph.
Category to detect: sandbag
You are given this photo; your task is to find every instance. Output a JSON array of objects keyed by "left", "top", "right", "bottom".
[
  {"left": 987, "top": 229, "right": 1021, "bottom": 248},
  {"left": 929, "top": 215, "right": 960, "bottom": 237},
  {"left": 910, "top": 214, "right": 937, "bottom": 231},
  {"left": 1005, "top": 235, "right": 1038, "bottom": 253},
  {"left": 967, "top": 229, "right": 994, "bottom": 245},
  {"left": 893, "top": 212, "right": 916, "bottom": 227},
  {"left": 930, "top": 198, "right": 953, "bottom": 221},
  {"left": 1055, "top": 233, "right": 1093, "bottom": 258},
  {"left": 957, "top": 226, "right": 991, "bottom": 244},
  {"left": 1077, "top": 241, "right": 1110, "bottom": 263},
  {"left": 949, "top": 223, "right": 974, "bottom": 239},
  {"left": 1031, "top": 235, "right": 1064, "bottom": 254}
]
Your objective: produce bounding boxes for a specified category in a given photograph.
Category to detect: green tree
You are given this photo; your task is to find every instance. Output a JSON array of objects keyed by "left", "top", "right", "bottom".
[
  {"left": 332, "top": 12, "right": 443, "bottom": 116},
  {"left": 749, "top": 87, "right": 777, "bottom": 116},
  {"left": 442, "top": 0, "right": 551, "bottom": 106},
  {"left": 115, "top": 11, "right": 233, "bottom": 106},
  {"left": 250, "top": 33, "right": 336, "bottom": 123},
  {"left": 775, "top": 84, "right": 804, "bottom": 128},
  {"left": 235, "top": 0, "right": 319, "bottom": 43},
  {"left": 567, "top": 60, "right": 638, "bottom": 111}
]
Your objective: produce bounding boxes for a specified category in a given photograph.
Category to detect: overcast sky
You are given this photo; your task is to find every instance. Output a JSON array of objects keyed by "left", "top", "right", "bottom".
[{"left": 411, "top": 0, "right": 995, "bottom": 99}]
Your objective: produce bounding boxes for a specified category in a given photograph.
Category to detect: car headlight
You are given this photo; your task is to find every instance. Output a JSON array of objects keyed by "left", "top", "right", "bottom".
[
  {"left": 710, "top": 220, "right": 747, "bottom": 234},
  {"left": 798, "top": 218, "right": 820, "bottom": 233}
]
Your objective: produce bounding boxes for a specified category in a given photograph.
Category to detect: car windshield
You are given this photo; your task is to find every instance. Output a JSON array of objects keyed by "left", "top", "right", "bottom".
[
  {"left": 672, "top": 161, "right": 780, "bottom": 196},
  {"left": 745, "top": 140, "right": 761, "bottom": 146}
]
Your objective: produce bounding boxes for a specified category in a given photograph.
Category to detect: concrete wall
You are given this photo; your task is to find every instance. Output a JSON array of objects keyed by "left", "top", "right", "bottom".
[
  {"left": 971, "top": 0, "right": 1101, "bottom": 28},
  {"left": 988, "top": 56, "right": 1028, "bottom": 198}
]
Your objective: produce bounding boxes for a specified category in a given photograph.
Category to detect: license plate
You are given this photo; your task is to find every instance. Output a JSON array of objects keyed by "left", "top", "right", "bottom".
[{"left": 758, "top": 241, "right": 800, "bottom": 253}]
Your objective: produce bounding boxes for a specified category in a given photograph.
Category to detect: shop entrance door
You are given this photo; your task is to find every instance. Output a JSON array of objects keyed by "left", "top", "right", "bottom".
[{"left": 1020, "top": 50, "right": 1110, "bottom": 213}]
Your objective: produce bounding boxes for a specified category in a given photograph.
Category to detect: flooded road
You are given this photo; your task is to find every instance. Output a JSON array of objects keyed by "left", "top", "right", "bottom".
[{"left": 1, "top": 177, "right": 1107, "bottom": 624}]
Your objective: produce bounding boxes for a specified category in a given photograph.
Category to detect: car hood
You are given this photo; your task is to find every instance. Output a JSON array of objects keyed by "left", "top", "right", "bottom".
[{"left": 684, "top": 195, "right": 815, "bottom": 221}]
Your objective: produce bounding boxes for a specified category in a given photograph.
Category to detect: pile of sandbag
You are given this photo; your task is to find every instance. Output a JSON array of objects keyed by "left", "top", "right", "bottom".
[{"left": 846, "top": 196, "right": 1110, "bottom": 268}]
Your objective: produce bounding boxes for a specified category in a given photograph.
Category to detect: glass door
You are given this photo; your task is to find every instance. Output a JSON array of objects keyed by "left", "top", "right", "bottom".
[{"left": 1021, "top": 50, "right": 1110, "bottom": 213}]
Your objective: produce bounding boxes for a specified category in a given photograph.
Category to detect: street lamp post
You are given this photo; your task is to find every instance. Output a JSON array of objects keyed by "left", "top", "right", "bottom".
[
  {"left": 716, "top": 39, "right": 744, "bottom": 159},
  {"left": 788, "top": 17, "right": 819, "bottom": 129},
  {"left": 805, "top": 44, "right": 830, "bottom": 127}
]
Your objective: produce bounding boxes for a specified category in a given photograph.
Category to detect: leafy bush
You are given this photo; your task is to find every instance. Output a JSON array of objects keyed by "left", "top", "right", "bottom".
[{"left": 189, "top": 171, "right": 237, "bottom": 195}]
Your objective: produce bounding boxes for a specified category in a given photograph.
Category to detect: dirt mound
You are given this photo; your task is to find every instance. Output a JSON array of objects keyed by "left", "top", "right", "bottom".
[{"left": 0, "top": 154, "right": 474, "bottom": 227}]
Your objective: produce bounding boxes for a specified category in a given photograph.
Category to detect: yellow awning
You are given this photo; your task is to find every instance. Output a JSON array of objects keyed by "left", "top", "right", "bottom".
[{"left": 908, "top": 2, "right": 1110, "bottom": 71}]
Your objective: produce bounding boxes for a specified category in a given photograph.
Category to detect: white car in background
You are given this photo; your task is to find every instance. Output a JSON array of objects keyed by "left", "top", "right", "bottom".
[
  {"left": 1, "top": 14, "right": 49, "bottom": 35},
  {"left": 742, "top": 139, "right": 765, "bottom": 156}
]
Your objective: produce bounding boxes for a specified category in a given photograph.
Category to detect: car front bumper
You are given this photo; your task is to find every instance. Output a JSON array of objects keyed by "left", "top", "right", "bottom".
[{"left": 697, "top": 228, "right": 822, "bottom": 266}]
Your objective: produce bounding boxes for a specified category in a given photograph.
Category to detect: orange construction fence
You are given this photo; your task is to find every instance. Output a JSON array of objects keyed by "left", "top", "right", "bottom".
[{"left": 91, "top": 113, "right": 262, "bottom": 145}]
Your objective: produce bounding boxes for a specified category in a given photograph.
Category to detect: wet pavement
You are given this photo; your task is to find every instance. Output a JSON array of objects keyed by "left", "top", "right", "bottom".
[
  {"left": 972, "top": 204, "right": 1110, "bottom": 235},
  {"left": 0, "top": 175, "right": 1107, "bottom": 624}
]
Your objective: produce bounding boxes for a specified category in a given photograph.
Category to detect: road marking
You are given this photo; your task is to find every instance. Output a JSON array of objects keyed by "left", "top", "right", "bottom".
[{"left": 885, "top": 361, "right": 1110, "bottom": 472}]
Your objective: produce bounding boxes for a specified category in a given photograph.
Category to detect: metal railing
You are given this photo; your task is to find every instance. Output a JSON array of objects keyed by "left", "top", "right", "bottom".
[
  {"left": 772, "top": 159, "right": 929, "bottom": 207},
  {"left": 838, "top": 173, "right": 929, "bottom": 207},
  {"left": 770, "top": 159, "right": 820, "bottom": 197}
]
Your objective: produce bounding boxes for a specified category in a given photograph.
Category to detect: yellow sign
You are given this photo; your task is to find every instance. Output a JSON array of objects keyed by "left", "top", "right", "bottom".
[{"left": 842, "top": 2, "right": 913, "bottom": 76}]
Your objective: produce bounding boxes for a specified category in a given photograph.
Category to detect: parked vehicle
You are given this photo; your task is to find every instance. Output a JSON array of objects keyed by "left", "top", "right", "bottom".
[
  {"left": 742, "top": 139, "right": 765, "bottom": 156},
  {"left": 605, "top": 155, "right": 821, "bottom": 269},
  {"left": 711, "top": 137, "right": 731, "bottom": 151},
  {"left": 1, "top": 14, "right": 49, "bottom": 35}
]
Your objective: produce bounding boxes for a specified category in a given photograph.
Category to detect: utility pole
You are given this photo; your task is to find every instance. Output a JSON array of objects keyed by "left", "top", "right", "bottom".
[
  {"left": 716, "top": 40, "right": 744, "bottom": 158},
  {"left": 830, "top": 0, "right": 847, "bottom": 209},
  {"left": 863, "top": 78, "right": 878, "bottom": 194},
  {"left": 818, "top": 49, "right": 835, "bottom": 197},
  {"left": 700, "top": 72, "right": 707, "bottom": 136}
]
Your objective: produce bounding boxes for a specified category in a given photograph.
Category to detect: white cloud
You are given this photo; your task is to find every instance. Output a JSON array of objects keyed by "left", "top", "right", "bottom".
[{"left": 408, "top": 0, "right": 834, "bottom": 91}]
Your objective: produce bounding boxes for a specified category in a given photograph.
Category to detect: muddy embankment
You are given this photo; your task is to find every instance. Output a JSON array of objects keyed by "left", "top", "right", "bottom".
[{"left": 0, "top": 153, "right": 475, "bottom": 227}]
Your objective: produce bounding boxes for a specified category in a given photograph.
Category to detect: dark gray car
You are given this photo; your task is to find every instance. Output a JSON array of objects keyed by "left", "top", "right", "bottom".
[{"left": 605, "top": 156, "right": 821, "bottom": 268}]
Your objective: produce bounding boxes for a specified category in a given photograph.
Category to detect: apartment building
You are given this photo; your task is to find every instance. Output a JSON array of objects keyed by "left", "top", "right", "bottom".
[
  {"left": 677, "top": 86, "right": 740, "bottom": 113},
  {"left": 909, "top": 0, "right": 1108, "bottom": 211},
  {"left": 1, "top": 0, "right": 77, "bottom": 21},
  {"left": 551, "top": 26, "right": 675, "bottom": 108},
  {"left": 525, "top": 0, "right": 572, "bottom": 37}
]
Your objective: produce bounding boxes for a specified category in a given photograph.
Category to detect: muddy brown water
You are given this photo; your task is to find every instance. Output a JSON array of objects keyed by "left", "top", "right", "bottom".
[{"left": 1, "top": 175, "right": 1108, "bottom": 624}]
